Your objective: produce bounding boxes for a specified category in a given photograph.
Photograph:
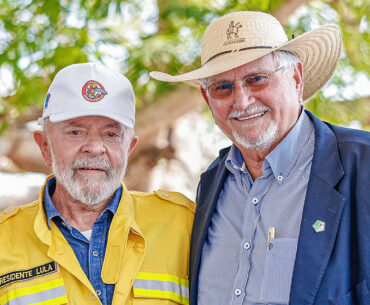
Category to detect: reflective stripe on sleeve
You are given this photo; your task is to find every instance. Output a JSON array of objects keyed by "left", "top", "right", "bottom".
[
  {"left": 0, "top": 278, "right": 67, "bottom": 305},
  {"left": 133, "top": 272, "right": 189, "bottom": 304}
]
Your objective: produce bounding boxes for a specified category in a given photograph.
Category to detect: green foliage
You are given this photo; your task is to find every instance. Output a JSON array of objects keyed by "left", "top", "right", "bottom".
[
  {"left": 0, "top": 0, "right": 369, "bottom": 130},
  {"left": 330, "top": 0, "right": 370, "bottom": 74},
  {"left": 284, "top": 0, "right": 369, "bottom": 127}
]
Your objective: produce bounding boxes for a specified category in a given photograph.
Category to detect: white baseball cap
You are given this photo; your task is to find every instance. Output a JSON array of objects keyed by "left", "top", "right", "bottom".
[{"left": 38, "top": 62, "right": 135, "bottom": 128}]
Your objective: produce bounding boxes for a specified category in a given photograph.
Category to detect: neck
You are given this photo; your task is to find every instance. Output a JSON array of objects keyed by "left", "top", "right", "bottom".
[
  {"left": 237, "top": 133, "right": 284, "bottom": 180},
  {"left": 238, "top": 147, "right": 272, "bottom": 180},
  {"left": 52, "top": 181, "right": 114, "bottom": 231}
]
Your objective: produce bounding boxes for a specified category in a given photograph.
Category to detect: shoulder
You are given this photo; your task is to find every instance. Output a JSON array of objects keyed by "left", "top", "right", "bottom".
[
  {"left": 325, "top": 124, "right": 370, "bottom": 162},
  {"left": 327, "top": 123, "right": 370, "bottom": 147},
  {"left": 0, "top": 201, "right": 39, "bottom": 226},
  {"left": 129, "top": 190, "right": 196, "bottom": 213},
  {"left": 307, "top": 110, "right": 370, "bottom": 147},
  {"left": 308, "top": 111, "right": 370, "bottom": 161}
]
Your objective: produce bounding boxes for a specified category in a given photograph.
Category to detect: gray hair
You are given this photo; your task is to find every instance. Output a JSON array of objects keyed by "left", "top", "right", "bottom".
[{"left": 272, "top": 50, "right": 301, "bottom": 75}]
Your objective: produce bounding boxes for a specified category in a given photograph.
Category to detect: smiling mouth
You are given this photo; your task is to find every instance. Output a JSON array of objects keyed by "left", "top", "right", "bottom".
[
  {"left": 77, "top": 168, "right": 106, "bottom": 173},
  {"left": 235, "top": 111, "right": 267, "bottom": 121}
]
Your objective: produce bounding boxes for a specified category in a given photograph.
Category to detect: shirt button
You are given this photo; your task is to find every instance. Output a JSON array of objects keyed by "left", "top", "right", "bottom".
[
  {"left": 61, "top": 222, "right": 67, "bottom": 227},
  {"left": 89, "top": 292, "right": 96, "bottom": 299},
  {"left": 96, "top": 289, "right": 102, "bottom": 296},
  {"left": 252, "top": 197, "right": 259, "bottom": 205},
  {"left": 243, "top": 242, "right": 251, "bottom": 250},
  {"left": 277, "top": 175, "right": 283, "bottom": 181},
  {"left": 92, "top": 251, "right": 98, "bottom": 257},
  {"left": 235, "top": 289, "right": 242, "bottom": 296}
]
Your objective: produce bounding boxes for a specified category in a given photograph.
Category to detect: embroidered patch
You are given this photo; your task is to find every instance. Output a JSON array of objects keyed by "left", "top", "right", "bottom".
[
  {"left": 82, "top": 80, "right": 108, "bottom": 102},
  {"left": 0, "top": 262, "right": 58, "bottom": 288}
]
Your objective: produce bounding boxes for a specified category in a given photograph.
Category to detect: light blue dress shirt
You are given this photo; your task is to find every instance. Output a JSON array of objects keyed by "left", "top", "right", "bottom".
[
  {"left": 198, "top": 111, "right": 315, "bottom": 305},
  {"left": 44, "top": 177, "right": 121, "bottom": 305}
]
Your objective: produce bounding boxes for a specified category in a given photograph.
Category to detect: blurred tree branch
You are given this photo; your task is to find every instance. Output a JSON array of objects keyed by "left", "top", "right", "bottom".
[{"left": 0, "top": 0, "right": 369, "bottom": 186}]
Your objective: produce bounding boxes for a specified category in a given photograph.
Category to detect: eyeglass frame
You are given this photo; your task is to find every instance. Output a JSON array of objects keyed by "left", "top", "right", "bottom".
[{"left": 202, "top": 66, "right": 289, "bottom": 99}]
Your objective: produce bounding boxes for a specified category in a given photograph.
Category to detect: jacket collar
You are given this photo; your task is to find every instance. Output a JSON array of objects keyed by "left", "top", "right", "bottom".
[
  {"left": 34, "top": 176, "right": 145, "bottom": 293},
  {"left": 189, "top": 147, "right": 230, "bottom": 303},
  {"left": 289, "top": 110, "right": 345, "bottom": 304}
]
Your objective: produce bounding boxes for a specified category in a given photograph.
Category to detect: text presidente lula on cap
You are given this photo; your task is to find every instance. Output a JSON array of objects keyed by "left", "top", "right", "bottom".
[{"left": 38, "top": 62, "right": 135, "bottom": 128}]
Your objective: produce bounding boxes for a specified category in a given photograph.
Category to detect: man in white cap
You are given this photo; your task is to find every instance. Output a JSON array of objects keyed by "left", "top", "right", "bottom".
[
  {"left": 0, "top": 63, "right": 194, "bottom": 305},
  {"left": 150, "top": 11, "right": 369, "bottom": 305}
]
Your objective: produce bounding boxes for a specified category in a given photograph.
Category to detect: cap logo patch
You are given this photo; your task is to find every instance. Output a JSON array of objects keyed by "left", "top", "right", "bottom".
[
  {"left": 82, "top": 80, "right": 108, "bottom": 102},
  {"left": 224, "top": 21, "right": 245, "bottom": 46}
]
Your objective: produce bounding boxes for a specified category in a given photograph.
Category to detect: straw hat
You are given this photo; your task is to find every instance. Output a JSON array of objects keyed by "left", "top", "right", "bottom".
[{"left": 150, "top": 11, "right": 342, "bottom": 101}]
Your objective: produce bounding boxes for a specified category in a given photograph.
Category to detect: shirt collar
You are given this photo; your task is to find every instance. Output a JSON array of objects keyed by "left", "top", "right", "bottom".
[
  {"left": 225, "top": 145, "right": 247, "bottom": 173},
  {"left": 225, "top": 108, "right": 314, "bottom": 183},
  {"left": 225, "top": 145, "right": 254, "bottom": 187},
  {"left": 43, "top": 177, "right": 122, "bottom": 230}
]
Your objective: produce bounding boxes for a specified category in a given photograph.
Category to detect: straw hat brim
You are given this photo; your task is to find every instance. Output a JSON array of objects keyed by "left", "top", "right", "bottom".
[{"left": 150, "top": 25, "right": 342, "bottom": 101}]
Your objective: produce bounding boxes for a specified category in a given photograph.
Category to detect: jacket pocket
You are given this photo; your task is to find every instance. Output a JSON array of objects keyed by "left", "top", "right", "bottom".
[{"left": 132, "top": 272, "right": 189, "bottom": 304}]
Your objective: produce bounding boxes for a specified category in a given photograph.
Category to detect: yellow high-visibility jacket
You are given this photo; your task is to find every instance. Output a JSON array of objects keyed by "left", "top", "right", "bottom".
[{"left": 0, "top": 177, "right": 195, "bottom": 305}]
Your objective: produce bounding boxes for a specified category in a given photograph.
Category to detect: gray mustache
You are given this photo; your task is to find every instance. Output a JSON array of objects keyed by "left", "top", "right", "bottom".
[{"left": 71, "top": 158, "right": 112, "bottom": 172}]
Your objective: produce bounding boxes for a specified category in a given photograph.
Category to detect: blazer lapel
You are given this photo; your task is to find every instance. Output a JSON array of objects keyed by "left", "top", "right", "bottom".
[
  {"left": 290, "top": 112, "right": 345, "bottom": 305},
  {"left": 189, "top": 149, "right": 229, "bottom": 305}
]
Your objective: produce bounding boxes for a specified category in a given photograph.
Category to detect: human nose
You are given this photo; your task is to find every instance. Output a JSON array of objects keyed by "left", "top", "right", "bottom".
[
  {"left": 81, "top": 133, "right": 106, "bottom": 156},
  {"left": 232, "top": 81, "right": 254, "bottom": 110}
]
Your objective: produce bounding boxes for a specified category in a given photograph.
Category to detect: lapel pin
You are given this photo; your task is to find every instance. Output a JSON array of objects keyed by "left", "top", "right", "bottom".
[{"left": 312, "top": 220, "right": 325, "bottom": 233}]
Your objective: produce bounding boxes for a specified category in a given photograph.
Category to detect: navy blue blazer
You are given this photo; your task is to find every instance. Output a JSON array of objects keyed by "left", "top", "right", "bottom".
[{"left": 190, "top": 111, "right": 369, "bottom": 305}]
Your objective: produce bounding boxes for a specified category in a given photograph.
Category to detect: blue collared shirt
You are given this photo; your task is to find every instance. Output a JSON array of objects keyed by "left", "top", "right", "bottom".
[
  {"left": 44, "top": 178, "right": 121, "bottom": 305},
  {"left": 198, "top": 110, "right": 315, "bottom": 305}
]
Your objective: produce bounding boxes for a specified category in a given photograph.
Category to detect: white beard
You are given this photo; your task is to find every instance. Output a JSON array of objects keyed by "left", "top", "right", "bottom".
[
  {"left": 51, "top": 152, "right": 127, "bottom": 205},
  {"left": 232, "top": 121, "right": 278, "bottom": 151}
]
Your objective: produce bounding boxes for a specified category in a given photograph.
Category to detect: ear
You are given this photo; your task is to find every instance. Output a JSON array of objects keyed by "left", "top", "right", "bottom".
[
  {"left": 34, "top": 131, "right": 52, "bottom": 167},
  {"left": 128, "top": 136, "right": 138, "bottom": 155},
  {"left": 293, "top": 62, "right": 304, "bottom": 103},
  {"left": 200, "top": 87, "right": 210, "bottom": 106}
]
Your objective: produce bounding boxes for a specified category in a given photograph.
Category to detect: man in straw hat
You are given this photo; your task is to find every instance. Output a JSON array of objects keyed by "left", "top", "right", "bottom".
[
  {"left": 0, "top": 62, "right": 194, "bottom": 305},
  {"left": 150, "top": 11, "right": 369, "bottom": 305}
]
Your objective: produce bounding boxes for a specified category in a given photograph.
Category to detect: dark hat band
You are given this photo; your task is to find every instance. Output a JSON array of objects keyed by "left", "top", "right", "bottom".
[{"left": 203, "top": 46, "right": 274, "bottom": 66}]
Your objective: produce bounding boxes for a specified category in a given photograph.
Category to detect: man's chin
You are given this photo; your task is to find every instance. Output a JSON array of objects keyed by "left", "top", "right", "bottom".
[
  {"left": 232, "top": 125, "right": 278, "bottom": 151},
  {"left": 74, "top": 169, "right": 107, "bottom": 179},
  {"left": 70, "top": 181, "right": 118, "bottom": 205}
]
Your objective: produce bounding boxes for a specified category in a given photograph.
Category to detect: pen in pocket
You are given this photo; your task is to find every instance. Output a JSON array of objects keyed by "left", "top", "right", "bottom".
[{"left": 267, "top": 227, "right": 276, "bottom": 250}]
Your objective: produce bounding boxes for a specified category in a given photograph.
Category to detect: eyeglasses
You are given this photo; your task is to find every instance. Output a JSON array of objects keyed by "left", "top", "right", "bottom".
[{"left": 203, "top": 66, "right": 287, "bottom": 99}]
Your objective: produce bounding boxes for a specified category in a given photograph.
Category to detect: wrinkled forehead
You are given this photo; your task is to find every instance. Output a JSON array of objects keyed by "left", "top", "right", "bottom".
[{"left": 47, "top": 115, "right": 123, "bottom": 131}]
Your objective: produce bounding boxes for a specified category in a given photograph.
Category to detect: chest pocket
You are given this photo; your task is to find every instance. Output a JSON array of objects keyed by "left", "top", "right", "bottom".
[
  {"left": 0, "top": 262, "right": 67, "bottom": 305},
  {"left": 132, "top": 272, "right": 189, "bottom": 305},
  {"left": 260, "top": 238, "right": 298, "bottom": 304}
]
